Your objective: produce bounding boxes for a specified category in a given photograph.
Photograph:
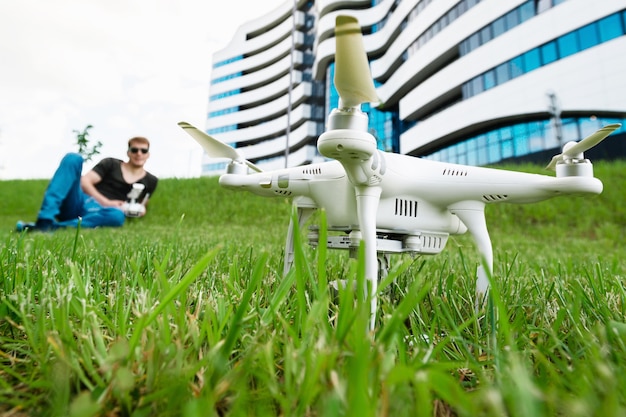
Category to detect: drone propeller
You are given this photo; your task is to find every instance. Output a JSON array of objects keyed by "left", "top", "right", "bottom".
[
  {"left": 334, "top": 15, "right": 379, "bottom": 108},
  {"left": 178, "top": 121, "right": 263, "bottom": 173},
  {"left": 546, "top": 123, "right": 621, "bottom": 170}
]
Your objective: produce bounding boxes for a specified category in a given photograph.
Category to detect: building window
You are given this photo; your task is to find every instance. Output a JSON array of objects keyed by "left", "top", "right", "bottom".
[
  {"left": 557, "top": 32, "right": 579, "bottom": 58},
  {"left": 522, "top": 48, "right": 541, "bottom": 72},
  {"left": 509, "top": 56, "right": 524, "bottom": 79},
  {"left": 483, "top": 70, "right": 496, "bottom": 90},
  {"left": 578, "top": 22, "right": 600, "bottom": 50},
  {"left": 519, "top": 1, "right": 535, "bottom": 22},
  {"left": 495, "top": 62, "right": 510, "bottom": 84},
  {"left": 480, "top": 26, "right": 492, "bottom": 44},
  {"left": 470, "top": 76, "right": 484, "bottom": 96},
  {"left": 505, "top": 7, "right": 521, "bottom": 30},
  {"left": 540, "top": 41, "right": 558, "bottom": 65},
  {"left": 500, "top": 126, "right": 514, "bottom": 159},
  {"left": 512, "top": 124, "right": 528, "bottom": 156},
  {"left": 487, "top": 131, "right": 500, "bottom": 163},
  {"left": 599, "top": 13, "right": 623, "bottom": 42},
  {"left": 468, "top": 33, "right": 481, "bottom": 51},
  {"left": 476, "top": 134, "right": 488, "bottom": 165}
]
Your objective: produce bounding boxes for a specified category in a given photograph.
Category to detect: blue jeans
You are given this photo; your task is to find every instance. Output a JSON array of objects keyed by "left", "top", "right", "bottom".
[{"left": 38, "top": 153, "right": 125, "bottom": 228}]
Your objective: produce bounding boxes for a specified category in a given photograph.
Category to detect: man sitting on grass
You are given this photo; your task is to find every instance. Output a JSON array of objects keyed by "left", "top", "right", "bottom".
[{"left": 16, "top": 136, "right": 158, "bottom": 232}]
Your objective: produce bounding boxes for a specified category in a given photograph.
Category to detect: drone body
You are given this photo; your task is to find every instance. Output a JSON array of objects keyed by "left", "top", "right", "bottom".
[
  {"left": 217, "top": 150, "right": 603, "bottom": 229},
  {"left": 180, "top": 15, "right": 620, "bottom": 329}
]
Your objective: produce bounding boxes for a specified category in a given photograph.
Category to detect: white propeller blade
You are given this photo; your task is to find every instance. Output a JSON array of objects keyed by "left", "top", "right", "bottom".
[
  {"left": 334, "top": 15, "right": 379, "bottom": 108},
  {"left": 546, "top": 123, "right": 621, "bottom": 170},
  {"left": 178, "top": 121, "right": 263, "bottom": 173}
]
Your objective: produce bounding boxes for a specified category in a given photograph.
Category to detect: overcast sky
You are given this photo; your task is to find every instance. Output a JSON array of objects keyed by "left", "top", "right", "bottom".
[{"left": 0, "top": 0, "right": 285, "bottom": 180}]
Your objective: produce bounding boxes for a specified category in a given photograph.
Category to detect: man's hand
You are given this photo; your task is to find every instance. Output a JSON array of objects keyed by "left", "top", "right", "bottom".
[{"left": 104, "top": 199, "right": 126, "bottom": 208}]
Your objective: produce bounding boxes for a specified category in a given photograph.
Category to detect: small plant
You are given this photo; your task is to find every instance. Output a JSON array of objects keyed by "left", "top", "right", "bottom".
[{"left": 74, "top": 125, "right": 102, "bottom": 162}]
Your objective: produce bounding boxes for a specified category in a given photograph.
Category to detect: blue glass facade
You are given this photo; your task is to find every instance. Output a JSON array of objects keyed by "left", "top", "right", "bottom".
[
  {"left": 461, "top": 9, "right": 626, "bottom": 100},
  {"left": 423, "top": 117, "right": 626, "bottom": 165},
  {"left": 207, "top": 56, "right": 245, "bottom": 136}
]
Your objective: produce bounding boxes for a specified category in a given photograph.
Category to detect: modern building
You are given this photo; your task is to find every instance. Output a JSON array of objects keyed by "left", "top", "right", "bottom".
[{"left": 203, "top": 0, "right": 626, "bottom": 175}]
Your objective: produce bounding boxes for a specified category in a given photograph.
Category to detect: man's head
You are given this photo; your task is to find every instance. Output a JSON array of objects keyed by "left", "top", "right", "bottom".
[{"left": 127, "top": 136, "right": 151, "bottom": 167}]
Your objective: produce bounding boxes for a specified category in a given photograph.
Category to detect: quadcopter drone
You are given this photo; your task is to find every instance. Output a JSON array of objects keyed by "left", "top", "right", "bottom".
[
  {"left": 122, "top": 183, "right": 149, "bottom": 217},
  {"left": 179, "top": 15, "right": 620, "bottom": 329}
]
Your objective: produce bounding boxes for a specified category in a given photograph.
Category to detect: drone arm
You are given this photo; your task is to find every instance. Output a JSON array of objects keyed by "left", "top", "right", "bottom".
[{"left": 449, "top": 202, "right": 492, "bottom": 305}]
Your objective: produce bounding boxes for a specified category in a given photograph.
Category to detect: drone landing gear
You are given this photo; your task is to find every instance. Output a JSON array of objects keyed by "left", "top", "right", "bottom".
[
  {"left": 326, "top": 253, "right": 390, "bottom": 292},
  {"left": 449, "top": 203, "right": 493, "bottom": 308},
  {"left": 283, "top": 204, "right": 316, "bottom": 276},
  {"left": 289, "top": 203, "right": 492, "bottom": 326},
  {"left": 346, "top": 246, "right": 390, "bottom": 281},
  {"left": 377, "top": 253, "right": 390, "bottom": 281},
  {"left": 308, "top": 228, "right": 431, "bottom": 293}
]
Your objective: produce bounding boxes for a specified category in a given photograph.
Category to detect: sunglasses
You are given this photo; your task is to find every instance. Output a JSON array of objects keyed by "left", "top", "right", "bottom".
[{"left": 129, "top": 147, "right": 149, "bottom": 154}]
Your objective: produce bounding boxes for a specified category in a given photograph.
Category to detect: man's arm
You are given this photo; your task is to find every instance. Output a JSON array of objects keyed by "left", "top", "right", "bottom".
[{"left": 81, "top": 170, "right": 125, "bottom": 208}]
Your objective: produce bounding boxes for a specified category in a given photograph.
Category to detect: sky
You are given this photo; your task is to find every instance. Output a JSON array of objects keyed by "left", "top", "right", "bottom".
[{"left": 0, "top": 0, "right": 285, "bottom": 180}]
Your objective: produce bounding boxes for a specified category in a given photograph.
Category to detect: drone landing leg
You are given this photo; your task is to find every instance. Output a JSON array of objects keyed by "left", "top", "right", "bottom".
[
  {"left": 355, "top": 186, "right": 382, "bottom": 331},
  {"left": 449, "top": 204, "right": 493, "bottom": 308},
  {"left": 283, "top": 205, "right": 316, "bottom": 276},
  {"left": 378, "top": 253, "right": 390, "bottom": 282}
]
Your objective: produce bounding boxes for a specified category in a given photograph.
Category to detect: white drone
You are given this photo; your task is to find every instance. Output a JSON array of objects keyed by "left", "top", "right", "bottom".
[{"left": 180, "top": 15, "right": 620, "bottom": 330}]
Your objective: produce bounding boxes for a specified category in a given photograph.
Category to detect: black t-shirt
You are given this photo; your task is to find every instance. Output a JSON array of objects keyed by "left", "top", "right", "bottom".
[{"left": 91, "top": 158, "right": 158, "bottom": 202}]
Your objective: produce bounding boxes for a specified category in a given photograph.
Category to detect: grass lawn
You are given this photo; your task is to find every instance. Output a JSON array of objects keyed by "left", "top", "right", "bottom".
[{"left": 0, "top": 161, "right": 625, "bottom": 416}]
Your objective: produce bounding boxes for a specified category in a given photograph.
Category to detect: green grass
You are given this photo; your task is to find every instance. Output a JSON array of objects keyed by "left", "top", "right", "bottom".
[{"left": 0, "top": 162, "right": 625, "bottom": 416}]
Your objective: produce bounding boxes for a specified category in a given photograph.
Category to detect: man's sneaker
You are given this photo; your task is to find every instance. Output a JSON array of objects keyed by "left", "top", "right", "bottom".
[
  {"left": 34, "top": 219, "right": 56, "bottom": 232},
  {"left": 15, "top": 219, "right": 56, "bottom": 233},
  {"left": 15, "top": 221, "right": 35, "bottom": 232}
]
